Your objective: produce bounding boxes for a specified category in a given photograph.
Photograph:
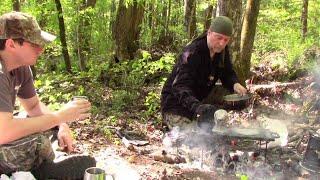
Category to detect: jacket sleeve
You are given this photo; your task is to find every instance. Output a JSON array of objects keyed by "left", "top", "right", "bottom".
[
  {"left": 171, "top": 52, "right": 201, "bottom": 116},
  {"left": 219, "top": 47, "right": 239, "bottom": 91}
]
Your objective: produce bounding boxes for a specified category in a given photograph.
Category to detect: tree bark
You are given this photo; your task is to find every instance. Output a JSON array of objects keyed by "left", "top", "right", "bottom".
[
  {"left": 112, "top": 0, "right": 145, "bottom": 61},
  {"left": 12, "top": 0, "right": 20, "bottom": 11},
  {"left": 160, "top": 0, "right": 168, "bottom": 38},
  {"left": 203, "top": 5, "right": 213, "bottom": 31},
  {"left": 239, "top": 0, "right": 260, "bottom": 83},
  {"left": 184, "top": 0, "right": 197, "bottom": 39},
  {"left": 77, "top": 0, "right": 97, "bottom": 71},
  {"left": 54, "top": 0, "right": 72, "bottom": 73},
  {"left": 109, "top": 0, "right": 117, "bottom": 32},
  {"left": 148, "top": 1, "right": 154, "bottom": 29},
  {"left": 148, "top": 0, "right": 156, "bottom": 41},
  {"left": 216, "top": 0, "right": 243, "bottom": 84},
  {"left": 166, "top": 0, "right": 172, "bottom": 35},
  {"left": 301, "top": 0, "right": 308, "bottom": 41}
]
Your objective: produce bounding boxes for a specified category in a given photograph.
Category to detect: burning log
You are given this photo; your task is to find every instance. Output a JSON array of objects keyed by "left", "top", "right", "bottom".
[{"left": 151, "top": 150, "right": 186, "bottom": 164}]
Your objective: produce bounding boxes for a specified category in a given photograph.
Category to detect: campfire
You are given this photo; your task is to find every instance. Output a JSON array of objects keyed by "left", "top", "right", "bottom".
[
  {"left": 161, "top": 124, "right": 278, "bottom": 177},
  {"left": 157, "top": 116, "right": 320, "bottom": 179}
]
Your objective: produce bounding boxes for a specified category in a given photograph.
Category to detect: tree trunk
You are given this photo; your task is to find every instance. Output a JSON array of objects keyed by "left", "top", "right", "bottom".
[
  {"left": 148, "top": 1, "right": 154, "bottom": 29},
  {"left": 166, "top": 0, "right": 172, "bottom": 35},
  {"left": 160, "top": 0, "right": 168, "bottom": 38},
  {"left": 239, "top": 0, "right": 260, "bottom": 83},
  {"left": 301, "top": 0, "right": 308, "bottom": 41},
  {"left": 112, "top": 0, "right": 145, "bottom": 61},
  {"left": 203, "top": 5, "right": 213, "bottom": 31},
  {"left": 109, "top": 0, "right": 117, "bottom": 32},
  {"left": 184, "top": 0, "right": 197, "bottom": 39},
  {"left": 54, "top": 0, "right": 72, "bottom": 73},
  {"left": 12, "top": 0, "right": 20, "bottom": 11},
  {"left": 216, "top": 0, "right": 243, "bottom": 84},
  {"left": 148, "top": 0, "right": 156, "bottom": 41},
  {"left": 77, "top": 0, "right": 97, "bottom": 71}
]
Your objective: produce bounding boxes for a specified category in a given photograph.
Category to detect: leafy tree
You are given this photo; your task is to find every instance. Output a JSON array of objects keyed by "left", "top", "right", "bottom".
[
  {"left": 239, "top": 0, "right": 261, "bottom": 83},
  {"left": 12, "top": 0, "right": 20, "bottom": 11},
  {"left": 301, "top": 0, "right": 308, "bottom": 41},
  {"left": 77, "top": 0, "right": 97, "bottom": 71},
  {"left": 184, "top": 0, "right": 197, "bottom": 39},
  {"left": 216, "top": 0, "right": 244, "bottom": 84},
  {"left": 112, "top": 0, "right": 145, "bottom": 61},
  {"left": 55, "top": 0, "right": 71, "bottom": 73}
]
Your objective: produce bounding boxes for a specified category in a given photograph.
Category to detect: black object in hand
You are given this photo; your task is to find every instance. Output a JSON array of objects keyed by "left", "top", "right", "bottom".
[{"left": 196, "top": 104, "right": 217, "bottom": 132}]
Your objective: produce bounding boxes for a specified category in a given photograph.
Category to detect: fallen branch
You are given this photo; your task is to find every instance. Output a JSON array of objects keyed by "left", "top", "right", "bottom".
[
  {"left": 249, "top": 82, "right": 303, "bottom": 94},
  {"left": 295, "top": 124, "right": 320, "bottom": 131}
]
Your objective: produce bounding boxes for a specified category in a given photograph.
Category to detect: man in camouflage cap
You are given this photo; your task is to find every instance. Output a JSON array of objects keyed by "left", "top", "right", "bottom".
[
  {"left": 0, "top": 11, "right": 95, "bottom": 179},
  {"left": 0, "top": 11, "right": 56, "bottom": 47},
  {"left": 161, "top": 16, "right": 247, "bottom": 132}
]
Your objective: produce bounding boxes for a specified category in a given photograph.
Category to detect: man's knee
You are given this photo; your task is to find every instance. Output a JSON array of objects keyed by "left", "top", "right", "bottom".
[
  {"left": 162, "top": 112, "right": 194, "bottom": 130},
  {"left": 0, "top": 133, "right": 54, "bottom": 174},
  {"left": 203, "top": 85, "right": 230, "bottom": 105}
]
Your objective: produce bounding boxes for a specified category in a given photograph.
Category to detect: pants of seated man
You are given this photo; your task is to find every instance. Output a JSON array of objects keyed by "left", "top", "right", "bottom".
[
  {"left": 162, "top": 112, "right": 198, "bottom": 131},
  {"left": 0, "top": 131, "right": 55, "bottom": 174}
]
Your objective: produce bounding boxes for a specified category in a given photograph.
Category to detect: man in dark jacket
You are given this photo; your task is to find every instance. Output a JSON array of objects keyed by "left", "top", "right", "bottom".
[{"left": 161, "top": 16, "right": 247, "bottom": 130}]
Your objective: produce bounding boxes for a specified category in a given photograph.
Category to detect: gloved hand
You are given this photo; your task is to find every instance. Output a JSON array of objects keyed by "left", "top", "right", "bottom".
[
  {"left": 195, "top": 104, "right": 217, "bottom": 132},
  {"left": 214, "top": 109, "right": 228, "bottom": 127},
  {"left": 214, "top": 109, "right": 228, "bottom": 120}
]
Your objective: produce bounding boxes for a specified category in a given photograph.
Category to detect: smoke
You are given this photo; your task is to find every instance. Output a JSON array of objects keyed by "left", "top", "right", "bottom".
[
  {"left": 258, "top": 116, "right": 289, "bottom": 147},
  {"left": 162, "top": 120, "right": 288, "bottom": 179},
  {"left": 162, "top": 123, "right": 220, "bottom": 167}
]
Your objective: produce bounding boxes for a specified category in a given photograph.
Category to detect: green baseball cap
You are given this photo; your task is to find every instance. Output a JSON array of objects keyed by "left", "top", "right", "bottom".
[
  {"left": 209, "top": 16, "right": 233, "bottom": 36},
  {"left": 0, "top": 11, "right": 56, "bottom": 46}
]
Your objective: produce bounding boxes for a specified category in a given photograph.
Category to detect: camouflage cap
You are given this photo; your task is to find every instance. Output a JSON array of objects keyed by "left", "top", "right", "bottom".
[{"left": 0, "top": 11, "right": 56, "bottom": 46}]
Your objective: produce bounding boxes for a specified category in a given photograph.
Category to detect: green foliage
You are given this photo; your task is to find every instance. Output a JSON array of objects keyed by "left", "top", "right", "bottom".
[
  {"left": 96, "top": 116, "right": 118, "bottom": 140},
  {"left": 144, "top": 91, "right": 160, "bottom": 116},
  {"left": 254, "top": 0, "right": 319, "bottom": 71},
  {"left": 34, "top": 68, "right": 107, "bottom": 114},
  {"left": 0, "top": 0, "right": 12, "bottom": 14},
  {"left": 236, "top": 174, "right": 249, "bottom": 180},
  {"left": 106, "top": 52, "right": 174, "bottom": 114},
  {"left": 111, "top": 90, "right": 139, "bottom": 111},
  {"left": 145, "top": 52, "right": 176, "bottom": 75}
]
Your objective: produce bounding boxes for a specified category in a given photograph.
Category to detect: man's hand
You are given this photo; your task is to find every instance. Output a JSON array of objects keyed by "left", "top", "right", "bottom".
[
  {"left": 233, "top": 83, "right": 247, "bottom": 96},
  {"left": 55, "top": 99, "right": 91, "bottom": 124},
  {"left": 57, "top": 123, "right": 74, "bottom": 152}
]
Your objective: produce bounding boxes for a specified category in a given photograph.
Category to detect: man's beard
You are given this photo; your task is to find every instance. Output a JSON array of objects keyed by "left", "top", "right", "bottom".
[{"left": 213, "top": 46, "right": 223, "bottom": 53}]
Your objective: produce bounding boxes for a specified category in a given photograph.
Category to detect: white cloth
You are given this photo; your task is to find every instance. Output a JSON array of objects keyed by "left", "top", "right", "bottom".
[{"left": 0, "top": 172, "right": 36, "bottom": 180}]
